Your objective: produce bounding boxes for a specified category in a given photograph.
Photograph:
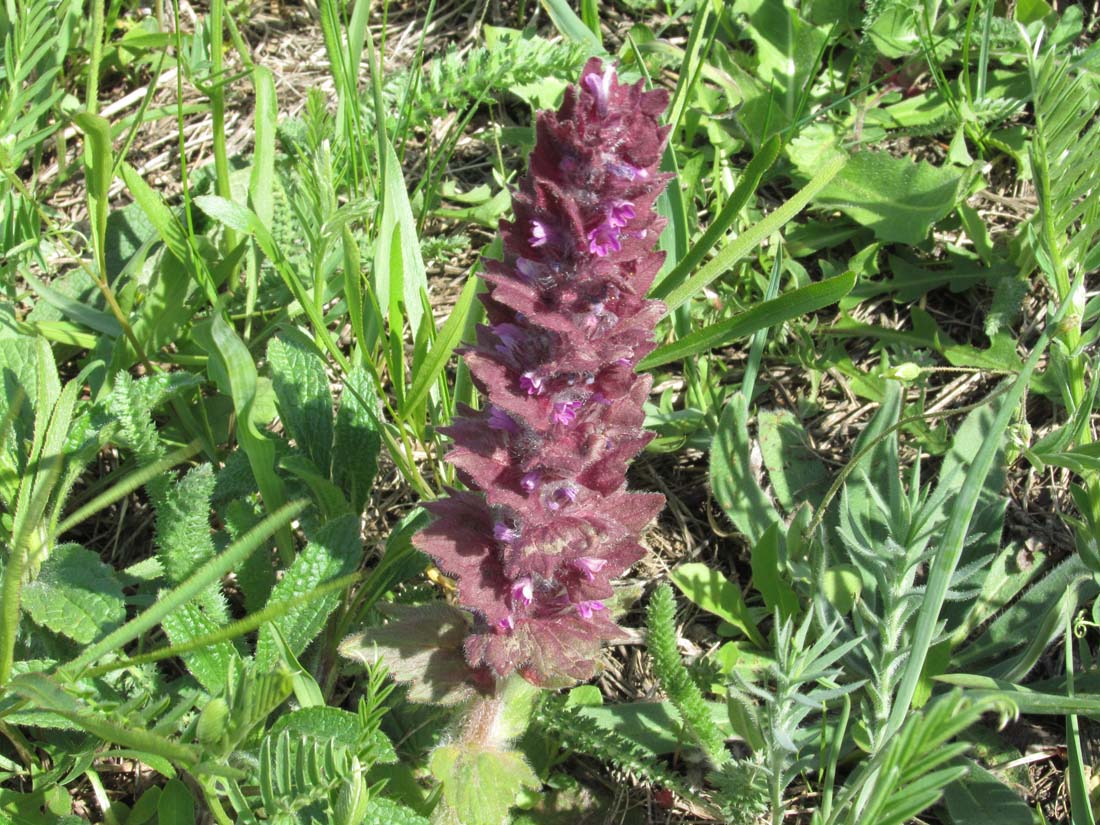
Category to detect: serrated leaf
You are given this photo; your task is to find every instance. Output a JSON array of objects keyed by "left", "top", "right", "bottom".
[
  {"left": 268, "top": 706, "right": 397, "bottom": 764},
  {"left": 430, "top": 745, "right": 540, "bottom": 825},
  {"left": 161, "top": 602, "right": 241, "bottom": 694},
  {"left": 255, "top": 514, "right": 362, "bottom": 669},
  {"left": 812, "top": 151, "right": 967, "bottom": 245},
  {"left": 332, "top": 366, "right": 381, "bottom": 515},
  {"left": 267, "top": 329, "right": 335, "bottom": 475},
  {"left": 361, "top": 797, "right": 430, "bottom": 825},
  {"left": 21, "top": 543, "right": 124, "bottom": 644}
]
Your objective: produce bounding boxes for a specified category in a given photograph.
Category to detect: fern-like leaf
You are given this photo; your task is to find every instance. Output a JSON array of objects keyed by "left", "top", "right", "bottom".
[{"left": 646, "top": 584, "right": 729, "bottom": 765}]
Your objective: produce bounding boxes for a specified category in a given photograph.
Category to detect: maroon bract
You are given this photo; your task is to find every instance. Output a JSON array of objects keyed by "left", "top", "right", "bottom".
[{"left": 414, "top": 58, "right": 671, "bottom": 688}]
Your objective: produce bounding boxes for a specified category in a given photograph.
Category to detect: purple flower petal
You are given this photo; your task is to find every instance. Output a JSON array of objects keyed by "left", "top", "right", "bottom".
[
  {"left": 511, "top": 577, "right": 534, "bottom": 607},
  {"left": 576, "top": 600, "right": 606, "bottom": 619},
  {"left": 574, "top": 557, "right": 608, "bottom": 580},
  {"left": 552, "top": 399, "right": 583, "bottom": 426},
  {"left": 488, "top": 406, "right": 519, "bottom": 434}
]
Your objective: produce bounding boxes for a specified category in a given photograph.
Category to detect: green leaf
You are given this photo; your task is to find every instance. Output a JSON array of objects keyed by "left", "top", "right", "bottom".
[
  {"left": 756, "top": 408, "right": 830, "bottom": 513},
  {"left": 935, "top": 674, "right": 1100, "bottom": 716},
  {"left": 401, "top": 273, "right": 478, "bottom": 419},
  {"left": 373, "top": 142, "right": 429, "bottom": 341},
  {"left": 157, "top": 779, "right": 195, "bottom": 825},
  {"left": 709, "top": 392, "right": 781, "bottom": 544},
  {"left": 268, "top": 706, "right": 397, "bottom": 764},
  {"left": 651, "top": 154, "right": 845, "bottom": 313},
  {"left": 812, "top": 151, "right": 967, "bottom": 245},
  {"left": 21, "top": 543, "right": 124, "bottom": 644},
  {"left": 63, "top": 499, "right": 306, "bottom": 675},
  {"left": 749, "top": 524, "right": 799, "bottom": 620},
  {"left": 161, "top": 602, "right": 241, "bottom": 694},
  {"left": 669, "top": 563, "right": 765, "bottom": 647},
  {"left": 255, "top": 514, "right": 361, "bottom": 669},
  {"left": 641, "top": 270, "right": 855, "bottom": 368},
  {"left": 362, "top": 797, "right": 430, "bottom": 825},
  {"left": 539, "top": 0, "right": 603, "bottom": 55},
  {"left": 332, "top": 366, "right": 381, "bottom": 516},
  {"left": 822, "top": 565, "right": 862, "bottom": 615},
  {"left": 430, "top": 745, "right": 540, "bottom": 825},
  {"left": 267, "top": 329, "right": 335, "bottom": 475},
  {"left": 942, "top": 761, "right": 1034, "bottom": 825}
]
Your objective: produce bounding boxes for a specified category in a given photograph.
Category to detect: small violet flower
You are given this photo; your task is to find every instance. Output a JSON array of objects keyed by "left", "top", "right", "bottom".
[
  {"left": 552, "top": 399, "right": 583, "bottom": 426},
  {"left": 574, "top": 557, "right": 608, "bottom": 580},
  {"left": 576, "top": 600, "right": 606, "bottom": 619},
  {"left": 519, "top": 371, "right": 544, "bottom": 396},
  {"left": 511, "top": 577, "right": 534, "bottom": 607},
  {"left": 494, "top": 522, "right": 520, "bottom": 544},
  {"left": 530, "top": 219, "right": 553, "bottom": 248},
  {"left": 520, "top": 471, "right": 541, "bottom": 494}
]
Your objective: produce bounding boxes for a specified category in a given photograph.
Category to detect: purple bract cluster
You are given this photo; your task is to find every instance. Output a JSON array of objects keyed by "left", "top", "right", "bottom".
[{"left": 413, "top": 59, "right": 671, "bottom": 688}]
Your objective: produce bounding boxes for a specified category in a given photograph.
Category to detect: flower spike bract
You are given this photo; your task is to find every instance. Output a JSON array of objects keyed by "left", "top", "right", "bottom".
[{"left": 414, "top": 58, "right": 671, "bottom": 688}]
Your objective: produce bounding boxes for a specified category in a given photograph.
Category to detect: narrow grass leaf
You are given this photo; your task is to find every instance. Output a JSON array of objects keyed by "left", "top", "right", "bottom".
[
  {"left": 641, "top": 270, "right": 855, "bottom": 368},
  {"left": 401, "top": 273, "right": 477, "bottom": 418},
  {"left": 539, "top": 0, "right": 603, "bottom": 54},
  {"left": 652, "top": 154, "right": 846, "bottom": 313}
]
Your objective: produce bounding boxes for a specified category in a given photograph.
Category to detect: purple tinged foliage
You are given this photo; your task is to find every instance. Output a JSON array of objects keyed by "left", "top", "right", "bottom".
[{"left": 413, "top": 58, "right": 671, "bottom": 688}]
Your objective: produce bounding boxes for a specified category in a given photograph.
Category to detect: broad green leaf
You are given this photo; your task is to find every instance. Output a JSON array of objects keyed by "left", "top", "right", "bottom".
[
  {"left": 813, "top": 151, "right": 967, "bottom": 245},
  {"left": 942, "top": 761, "right": 1035, "bottom": 825},
  {"left": 268, "top": 706, "right": 397, "bottom": 764},
  {"left": 430, "top": 745, "right": 540, "bottom": 825},
  {"left": 267, "top": 329, "right": 335, "bottom": 475},
  {"left": 750, "top": 524, "right": 799, "bottom": 619},
  {"left": 641, "top": 271, "right": 855, "bottom": 368},
  {"left": 21, "top": 543, "right": 124, "bottom": 644},
  {"left": 756, "top": 408, "right": 830, "bottom": 513},
  {"left": 332, "top": 366, "right": 381, "bottom": 516},
  {"left": 63, "top": 499, "right": 306, "bottom": 675},
  {"left": 157, "top": 779, "right": 195, "bottom": 825},
  {"left": 255, "top": 514, "right": 361, "bottom": 669},
  {"left": 362, "top": 797, "right": 430, "bottom": 825},
  {"left": 670, "top": 563, "right": 765, "bottom": 647},
  {"left": 822, "top": 565, "right": 862, "bottom": 615},
  {"left": 709, "top": 392, "right": 781, "bottom": 545},
  {"left": 161, "top": 602, "right": 240, "bottom": 694}
]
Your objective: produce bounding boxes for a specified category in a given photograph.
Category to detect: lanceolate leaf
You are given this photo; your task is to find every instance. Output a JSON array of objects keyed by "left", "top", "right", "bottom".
[{"left": 332, "top": 366, "right": 381, "bottom": 516}]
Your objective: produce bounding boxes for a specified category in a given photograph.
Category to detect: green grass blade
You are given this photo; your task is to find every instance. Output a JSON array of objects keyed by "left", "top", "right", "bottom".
[
  {"left": 540, "top": 0, "right": 604, "bottom": 54},
  {"left": 652, "top": 154, "right": 846, "bottom": 313},
  {"left": 884, "top": 271, "right": 1088, "bottom": 741},
  {"left": 659, "top": 136, "right": 782, "bottom": 294},
  {"left": 62, "top": 499, "right": 307, "bottom": 676},
  {"left": 640, "top": 271, "right": 855, "bottom": 369},
  {"left": 401, "top": 274, "right": 477, "bottom": 419}
]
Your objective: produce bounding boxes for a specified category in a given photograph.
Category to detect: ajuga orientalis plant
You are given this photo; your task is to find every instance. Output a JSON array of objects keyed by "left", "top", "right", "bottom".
[
  {"left": 341, "top": 58, "right": 671, "bottom": 824},
  {"left": 414, "top": 57, "right": 671, "bottom": 688}
]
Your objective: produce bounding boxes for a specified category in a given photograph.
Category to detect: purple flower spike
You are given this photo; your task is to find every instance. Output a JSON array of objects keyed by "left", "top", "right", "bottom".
[
  {"left": 414, "top": 59, "right": 669, "bottom": 688},
  {"left": 584, "top": 63, "right": 614, "bottom": 116},
  {"left": 608, "top": 201, "right": 636, "bottom": 228},
  {"left": 577, "top": 600, "right": 606, "bottom": 619},
  {"left": 494, "top": 522, "right": 520, "bottom": 544}
]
